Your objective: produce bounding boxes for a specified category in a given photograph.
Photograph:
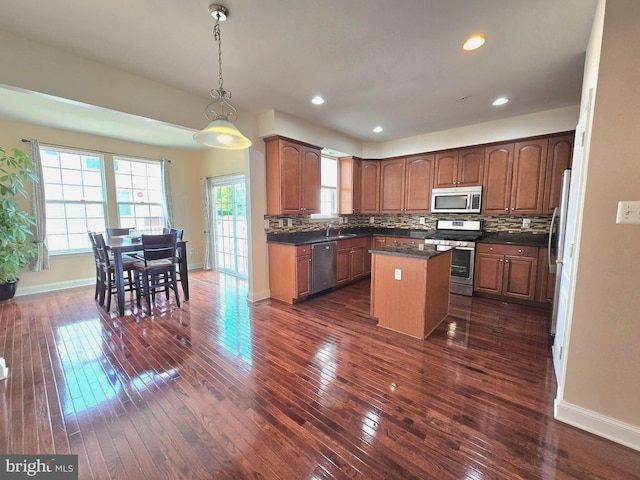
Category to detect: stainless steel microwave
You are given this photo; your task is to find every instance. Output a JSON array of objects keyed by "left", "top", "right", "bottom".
[{"left": 431, "top": 186, "right": 482, "bottom": 213}]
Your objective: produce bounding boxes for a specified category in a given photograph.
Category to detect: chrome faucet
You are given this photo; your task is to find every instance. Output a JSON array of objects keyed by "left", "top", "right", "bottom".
[{"left": 326, "top": 223, "right": 333, "bottom": 237}]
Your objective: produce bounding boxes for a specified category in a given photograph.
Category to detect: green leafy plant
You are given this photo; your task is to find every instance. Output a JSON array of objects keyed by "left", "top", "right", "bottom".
[{"left": 0, "top": 147, "right": 39, "bottom": 284}]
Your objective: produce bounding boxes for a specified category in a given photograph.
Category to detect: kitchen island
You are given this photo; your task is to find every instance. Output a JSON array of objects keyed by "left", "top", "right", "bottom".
[{"left": 370, "top": 244, "right": 452, "bottom": 339}]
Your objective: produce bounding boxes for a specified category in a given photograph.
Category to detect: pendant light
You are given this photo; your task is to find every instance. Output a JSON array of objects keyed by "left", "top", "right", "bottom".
[{"left": 193, "top": 4, "right": 252, "bottom": 149}]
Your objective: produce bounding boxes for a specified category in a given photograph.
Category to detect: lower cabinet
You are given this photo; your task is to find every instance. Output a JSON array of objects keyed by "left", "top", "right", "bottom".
[
  {"left": 536, "top": 247, "right": 555, "bottom": 304},
  {"left": 336, "top": 238, "right": 368, "bottom": 285},
  {"left": 268, "top": 243, "right": 311, "bottom": 304},
  {"left": 474, "top": 243, "right": 538, "bottom": 301}
]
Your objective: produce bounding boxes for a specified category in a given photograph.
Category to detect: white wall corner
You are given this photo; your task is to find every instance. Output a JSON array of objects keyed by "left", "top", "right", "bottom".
[
  {"left": 246, "top": 289, "right": 271, "bottom": 303},
  {"left": 555, "top": 399, "right": 640, "bottom": 452}
]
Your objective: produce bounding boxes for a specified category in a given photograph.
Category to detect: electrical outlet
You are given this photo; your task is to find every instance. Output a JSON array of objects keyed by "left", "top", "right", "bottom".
[
  {"left": 419, "top": 217, "right": 426, "bottom": 225},
  {"left": 522, "top": 218, "right": 531, "bottom": 228},
  {"left": 343, "top": 216, "right": 348, "bottom": 224},
  {"left": 286, "top": 218, "right": 293, "bottom": 227},
  {"left": 394, "top": 268, "right": 402, "bottom": 280},
  {"left": 264, "top": 219, "right": 270, "bottom": 229},
  {"left": 369, "top": 216, "right": 375, "bottom": 224},
  {"left": 278, "top": 219, "right": 284, "bottom": 227}
]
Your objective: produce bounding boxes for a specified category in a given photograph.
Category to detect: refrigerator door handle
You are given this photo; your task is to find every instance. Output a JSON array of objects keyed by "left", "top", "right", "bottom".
[{"left": 548, "top": 207, "right": 558, "bottom": 273}]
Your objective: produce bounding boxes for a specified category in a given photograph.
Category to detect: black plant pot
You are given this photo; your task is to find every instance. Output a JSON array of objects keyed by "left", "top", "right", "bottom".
[{"left": 0, "top": 279, "right": 18, "bottom": 301}]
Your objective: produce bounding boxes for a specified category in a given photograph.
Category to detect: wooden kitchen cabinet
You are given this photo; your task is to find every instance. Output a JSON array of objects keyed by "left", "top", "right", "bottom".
[
  {"left": 510, "top": 139, "right": 548, "bottom": 214},
  {"left": 379, "top": 155, "right": 434, "bottom": 213},
  {"left": 265, "top": 136, "right": 321, "bottom": 215},
  {"left": 336, "top": 238, "right": 367, "bottom": 285},
  {"left": 482, "top": 139, "right": 547, "bottom": 214},
  {"left": 433, "top": 147, "right": 484, "bottom": 188},
  {"left": 361, "top": 160, "right": 381, "bottom": 213},
  {"left": 474, "top": 243, "right": 538, "bottom": 301},
  {"left": 536, "top": 247, "right": 555, "bottom": 304},
  {"left": 339, "top": 156, "right": 362, "bottom": 214},
  {"left": 543, "top": 134, "right": 574, "bottom": 214},
  {"left": 268, "top": 243, "right": 312, "bottom": 303}
]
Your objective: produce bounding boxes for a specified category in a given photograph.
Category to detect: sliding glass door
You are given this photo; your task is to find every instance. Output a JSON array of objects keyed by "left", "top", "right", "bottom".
[{"left": 211, "top": 176, "right": 248, "bottom": 278}]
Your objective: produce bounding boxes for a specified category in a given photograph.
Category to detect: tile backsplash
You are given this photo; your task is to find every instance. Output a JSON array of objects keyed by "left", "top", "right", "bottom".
[{"left": 264, "top": 213, "right": 551, "bottom": 235}]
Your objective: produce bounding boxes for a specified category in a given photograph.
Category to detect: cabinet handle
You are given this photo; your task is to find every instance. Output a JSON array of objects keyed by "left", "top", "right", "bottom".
[
  {"left": 489, "top": 247, "right": 493, "bottom": 251},
  {"left": 499, "top": 258, "right": 503, "bottom": 262},
  {"left": 518, "top": 249, "right": 522, "bottom": 253},
  {"left": 309, "top": 258, "right": 311, "bottom": 262},
  {"left": 505, "top": 260, "right": 509, "bottom": 263},
  {"left": 505, "top": 208, "right": 509, "bottom": 211}
]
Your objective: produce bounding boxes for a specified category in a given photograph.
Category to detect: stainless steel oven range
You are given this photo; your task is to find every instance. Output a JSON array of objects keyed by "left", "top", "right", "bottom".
[{"left": 423, "top": 220, "right": 483, "bottom": 296}]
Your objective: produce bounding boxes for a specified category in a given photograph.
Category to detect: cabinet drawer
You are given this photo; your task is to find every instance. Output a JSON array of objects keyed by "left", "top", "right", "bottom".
[
  {"left": 337, "top": 238, "right": 364, "bottom": 249},
  {"left": 476, "top": 243, "right": 537, "bottom": 257},
  {"left": 296, "top": 245, "right": 311, "bottom": 256}
]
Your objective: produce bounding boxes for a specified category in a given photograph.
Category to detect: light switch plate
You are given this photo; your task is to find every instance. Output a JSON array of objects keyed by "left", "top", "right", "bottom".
[
  {"left": 369, "top": 217, "right": 375, "bottom": 224},
  {"left": 419, "top": 217, "right": 426, "bottom": 225},
  {"left": 264, "top": 219, "right": 270, "bottom": 229},
  {"left": 278, "top": 219, "right": 284, "bottom": 227},
  {"left": 616, "top": 201, "right": 640, "bottom": 224},
  {"left": 522, "top": 218, "right": 532, "bottom": 228},
  {"left": 394, "top": 268, "right": 402, "bottom": 280},
  {"left": 286, "top": 218, "right": 293, "bottom": 227}
]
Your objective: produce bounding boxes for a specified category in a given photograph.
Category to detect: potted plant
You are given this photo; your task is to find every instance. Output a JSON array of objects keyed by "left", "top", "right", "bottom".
[{"left": 0, "top": 147, "right": 38, "bottom": 301}]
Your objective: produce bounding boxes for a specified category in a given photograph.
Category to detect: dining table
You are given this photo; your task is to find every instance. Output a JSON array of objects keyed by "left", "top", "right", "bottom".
[{"left": 105, "top": 236, "right": 190, "bottom": 316}]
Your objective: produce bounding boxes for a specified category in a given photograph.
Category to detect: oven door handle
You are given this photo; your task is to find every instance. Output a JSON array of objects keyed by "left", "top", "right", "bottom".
[{"left": 452, "top": 246, "right": 474, "bottom": 251}]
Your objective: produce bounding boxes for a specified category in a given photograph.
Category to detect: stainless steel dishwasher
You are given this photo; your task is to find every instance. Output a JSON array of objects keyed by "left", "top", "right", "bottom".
[{"left": 311, "top": 241, "right": 337, "bottom": 294}]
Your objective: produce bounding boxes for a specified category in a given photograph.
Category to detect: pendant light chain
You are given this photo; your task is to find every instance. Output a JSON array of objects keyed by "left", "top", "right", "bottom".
[{"left": 214, "top": 19, "right": 224, "bottom": 90}]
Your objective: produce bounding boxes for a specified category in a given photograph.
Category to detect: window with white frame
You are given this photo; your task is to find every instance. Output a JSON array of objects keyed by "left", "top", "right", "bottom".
[
  {"left": 114, "top": 157, "right": 165, "bottom": 234},
  {"left": 317, "top": 156, "right": 338, "bottom": 217},
  {"left": 40, "top": 148, "right": 107, "bottom": 253}
]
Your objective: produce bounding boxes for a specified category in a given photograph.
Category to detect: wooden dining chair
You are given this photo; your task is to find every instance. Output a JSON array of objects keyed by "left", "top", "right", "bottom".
[
  {"left": 133, "top": 232, "right": 181, "bottom": 310},
  {"left": 107, "top": 227, "right": 133, "bottom": 238},
  {"left": 91, "top": 232, "right": 137, "bottom": 312},
  {"left": 88, "top": 231, "right": 105, "bottom": 303},
  {"left": 162, "top": 228, "right": 185, "bottom": 286}
]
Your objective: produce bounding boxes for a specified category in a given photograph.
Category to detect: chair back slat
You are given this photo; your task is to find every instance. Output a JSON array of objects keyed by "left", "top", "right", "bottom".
[
  {"left": 91, "top": 232, "right": 111, "bottom": 266},
  {"left": 162, "top": 228, "right": 184, "bottom": 240},
  {"left": 107, "top": 227, "right": 132, "bottom": 238},
  {"left": 141, "top": 233, "right": 177, "bottom": 263}
]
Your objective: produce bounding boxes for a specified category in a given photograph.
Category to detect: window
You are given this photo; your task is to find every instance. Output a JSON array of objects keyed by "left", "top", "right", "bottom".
[
  {"left": 114, "top": 158, "right": 164, "bottom": 234},
  {"left": 315, "top": 156, "right": 338, "bottom": 218},
  {"left": 39, "top": 147, "right": 168, "bottom": 255},
  {"left": 41, "top": 149, "right": 107, "bottom": 253}
]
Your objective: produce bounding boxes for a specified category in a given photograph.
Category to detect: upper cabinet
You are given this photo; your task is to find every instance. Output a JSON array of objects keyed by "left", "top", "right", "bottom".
[
  {"left": 434, "top": 147, "right": 484, "bottom": 188},
  {"left": 265, "top": 136, "right": 321, "bottom": 215},
  {"left": 361, "top": 160, "right": 381, "bottom": 214},
  {"left": 542, "top": 134, "right": 574, "bottom": 214},
  {"left": 379, "top": 155, "right": 434, "bottom": 213},
  {"left": 339, "top": 156, "right": 362, "bottom": 214},
  {"left": 482, "top": 139, "right": 548, "bottom": 215}
]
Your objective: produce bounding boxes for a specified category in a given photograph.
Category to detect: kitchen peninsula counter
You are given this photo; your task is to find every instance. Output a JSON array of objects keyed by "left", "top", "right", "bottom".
[{"left": 369, "top": 244, "right": 452, "bottom": 339}]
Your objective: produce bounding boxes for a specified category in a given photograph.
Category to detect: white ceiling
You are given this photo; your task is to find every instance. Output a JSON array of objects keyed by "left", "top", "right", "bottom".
[{"left": 0, "top": 0, "right": 598, "bottom": 148}]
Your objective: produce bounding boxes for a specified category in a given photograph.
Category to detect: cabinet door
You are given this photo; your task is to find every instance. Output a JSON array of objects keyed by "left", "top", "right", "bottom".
[
  {"left": 536, "top": 247, "right": 555, "bottom": 303},
  {"left": 364, "top": 237, "right": 372, "bottom": 274},
  {"left": 380, "top": 158, "right": 406, "bottom": 213},
  {"left": 336, "top": 247, "right": 352, "bottom": 284},
  {"left": 543, "top": 134, "right": 574, "bottom": 214},
  {"left": 433, "top": 151, "right": 458, "bottom": 188},
  {"left": 302, "top": 146, "right": 321, "bottom": 214},
  {"left": 405, "top": 154, "right": 434, "bottom": 212},
  {"left": 339, "top": 157, "right": 362, "bottom": 214},
  {"left": 374, "top": 237, "right": 387, "bottom": 248},
  {"left": 510, "top": 139, "right": 548, "bottom": 214},
  {"left": 351, "top": 245, "right": 366, "bottom": 279},
  {"left": 503, "top": 255, "right": 538, "bottom": 300},
  {"left": 296, "top": 254, "right": 311, "bottom": 297},
  {"left": 474, "top": 252, "right": 504, "bottom": 294},
  {"left": 280, "top": 141, "right": 303, "bottom": 213},
  {"left": 483, "top": 144, "right": 514, "bottom": 214},
  {"left": 458, "top": 147, "right": 485, "bottom": 186},
  {"left": 361, "top": 161, "right": 380, "bottom": 213}
]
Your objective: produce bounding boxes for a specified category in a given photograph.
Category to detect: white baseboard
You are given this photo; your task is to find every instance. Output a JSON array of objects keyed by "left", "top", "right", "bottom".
[
  {"left": 247, "top": 289, "right": 271, "bottom": 303},
  {"left": 17, "top": 277, "right": 94, "bottom": 297},
  {"left": 555, "top": 399, "right": 640, "bottom": 452},
  {"left": 16, "top": 263, "right": 204, "bottom": 298}
]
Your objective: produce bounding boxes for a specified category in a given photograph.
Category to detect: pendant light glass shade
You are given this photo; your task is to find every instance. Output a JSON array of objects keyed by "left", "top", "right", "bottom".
[
  {"left": 194, "top": 4, "right": 251, "bottom": 150},
  {"left": 193, "top": 119, "right": 252, "bottom": 149}
]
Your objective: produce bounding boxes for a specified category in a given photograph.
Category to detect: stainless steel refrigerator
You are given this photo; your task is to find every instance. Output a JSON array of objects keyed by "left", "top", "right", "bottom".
[{"left": 549, "top": 169, "right": 571, "bottom": 335}]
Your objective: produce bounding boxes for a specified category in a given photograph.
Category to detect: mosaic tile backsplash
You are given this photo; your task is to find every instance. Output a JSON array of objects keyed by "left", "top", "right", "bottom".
[{"left": 264, "top": 213, "right": 551, "bottom": 235}]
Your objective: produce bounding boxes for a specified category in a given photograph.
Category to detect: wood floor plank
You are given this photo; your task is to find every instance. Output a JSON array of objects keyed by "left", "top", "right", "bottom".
[{"left": 1, "top": 271, "right": 639, "bottom": 479}]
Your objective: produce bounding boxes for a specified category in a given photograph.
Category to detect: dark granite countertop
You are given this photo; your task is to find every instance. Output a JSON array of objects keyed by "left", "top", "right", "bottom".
[
  {"left": 369, "top": 243, "right": 447, "bottom": 260},
  {"left": 479, "top": 232, "right": 549, "bottom": 247},
  {"left": 266, "top": 227, "right": 435, "bottom": 246}
]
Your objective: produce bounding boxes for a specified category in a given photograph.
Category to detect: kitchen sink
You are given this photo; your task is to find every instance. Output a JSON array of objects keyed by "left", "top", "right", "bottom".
[{"left": 324, "top": 233, "right": 359, "bottom": 241}]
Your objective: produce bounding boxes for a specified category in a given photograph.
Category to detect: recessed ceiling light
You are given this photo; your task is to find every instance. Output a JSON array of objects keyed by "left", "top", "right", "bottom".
[
  {"left": 492, "top": 97, "right": 509, "bottom": 106},
  {"left": 311, "top": 96, "right": 325, "bottom": 105},
  {"left": 373, "top": 126, "right": 383, "bottom": 133},
  {"left": 463, "top": 35, "right": 485, "bottom": 51}
]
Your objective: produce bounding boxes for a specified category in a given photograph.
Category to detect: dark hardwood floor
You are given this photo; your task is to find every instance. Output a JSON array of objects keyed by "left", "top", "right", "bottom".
[{"left": 1, "top": 270, "right": 639, "bottom": 479}]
